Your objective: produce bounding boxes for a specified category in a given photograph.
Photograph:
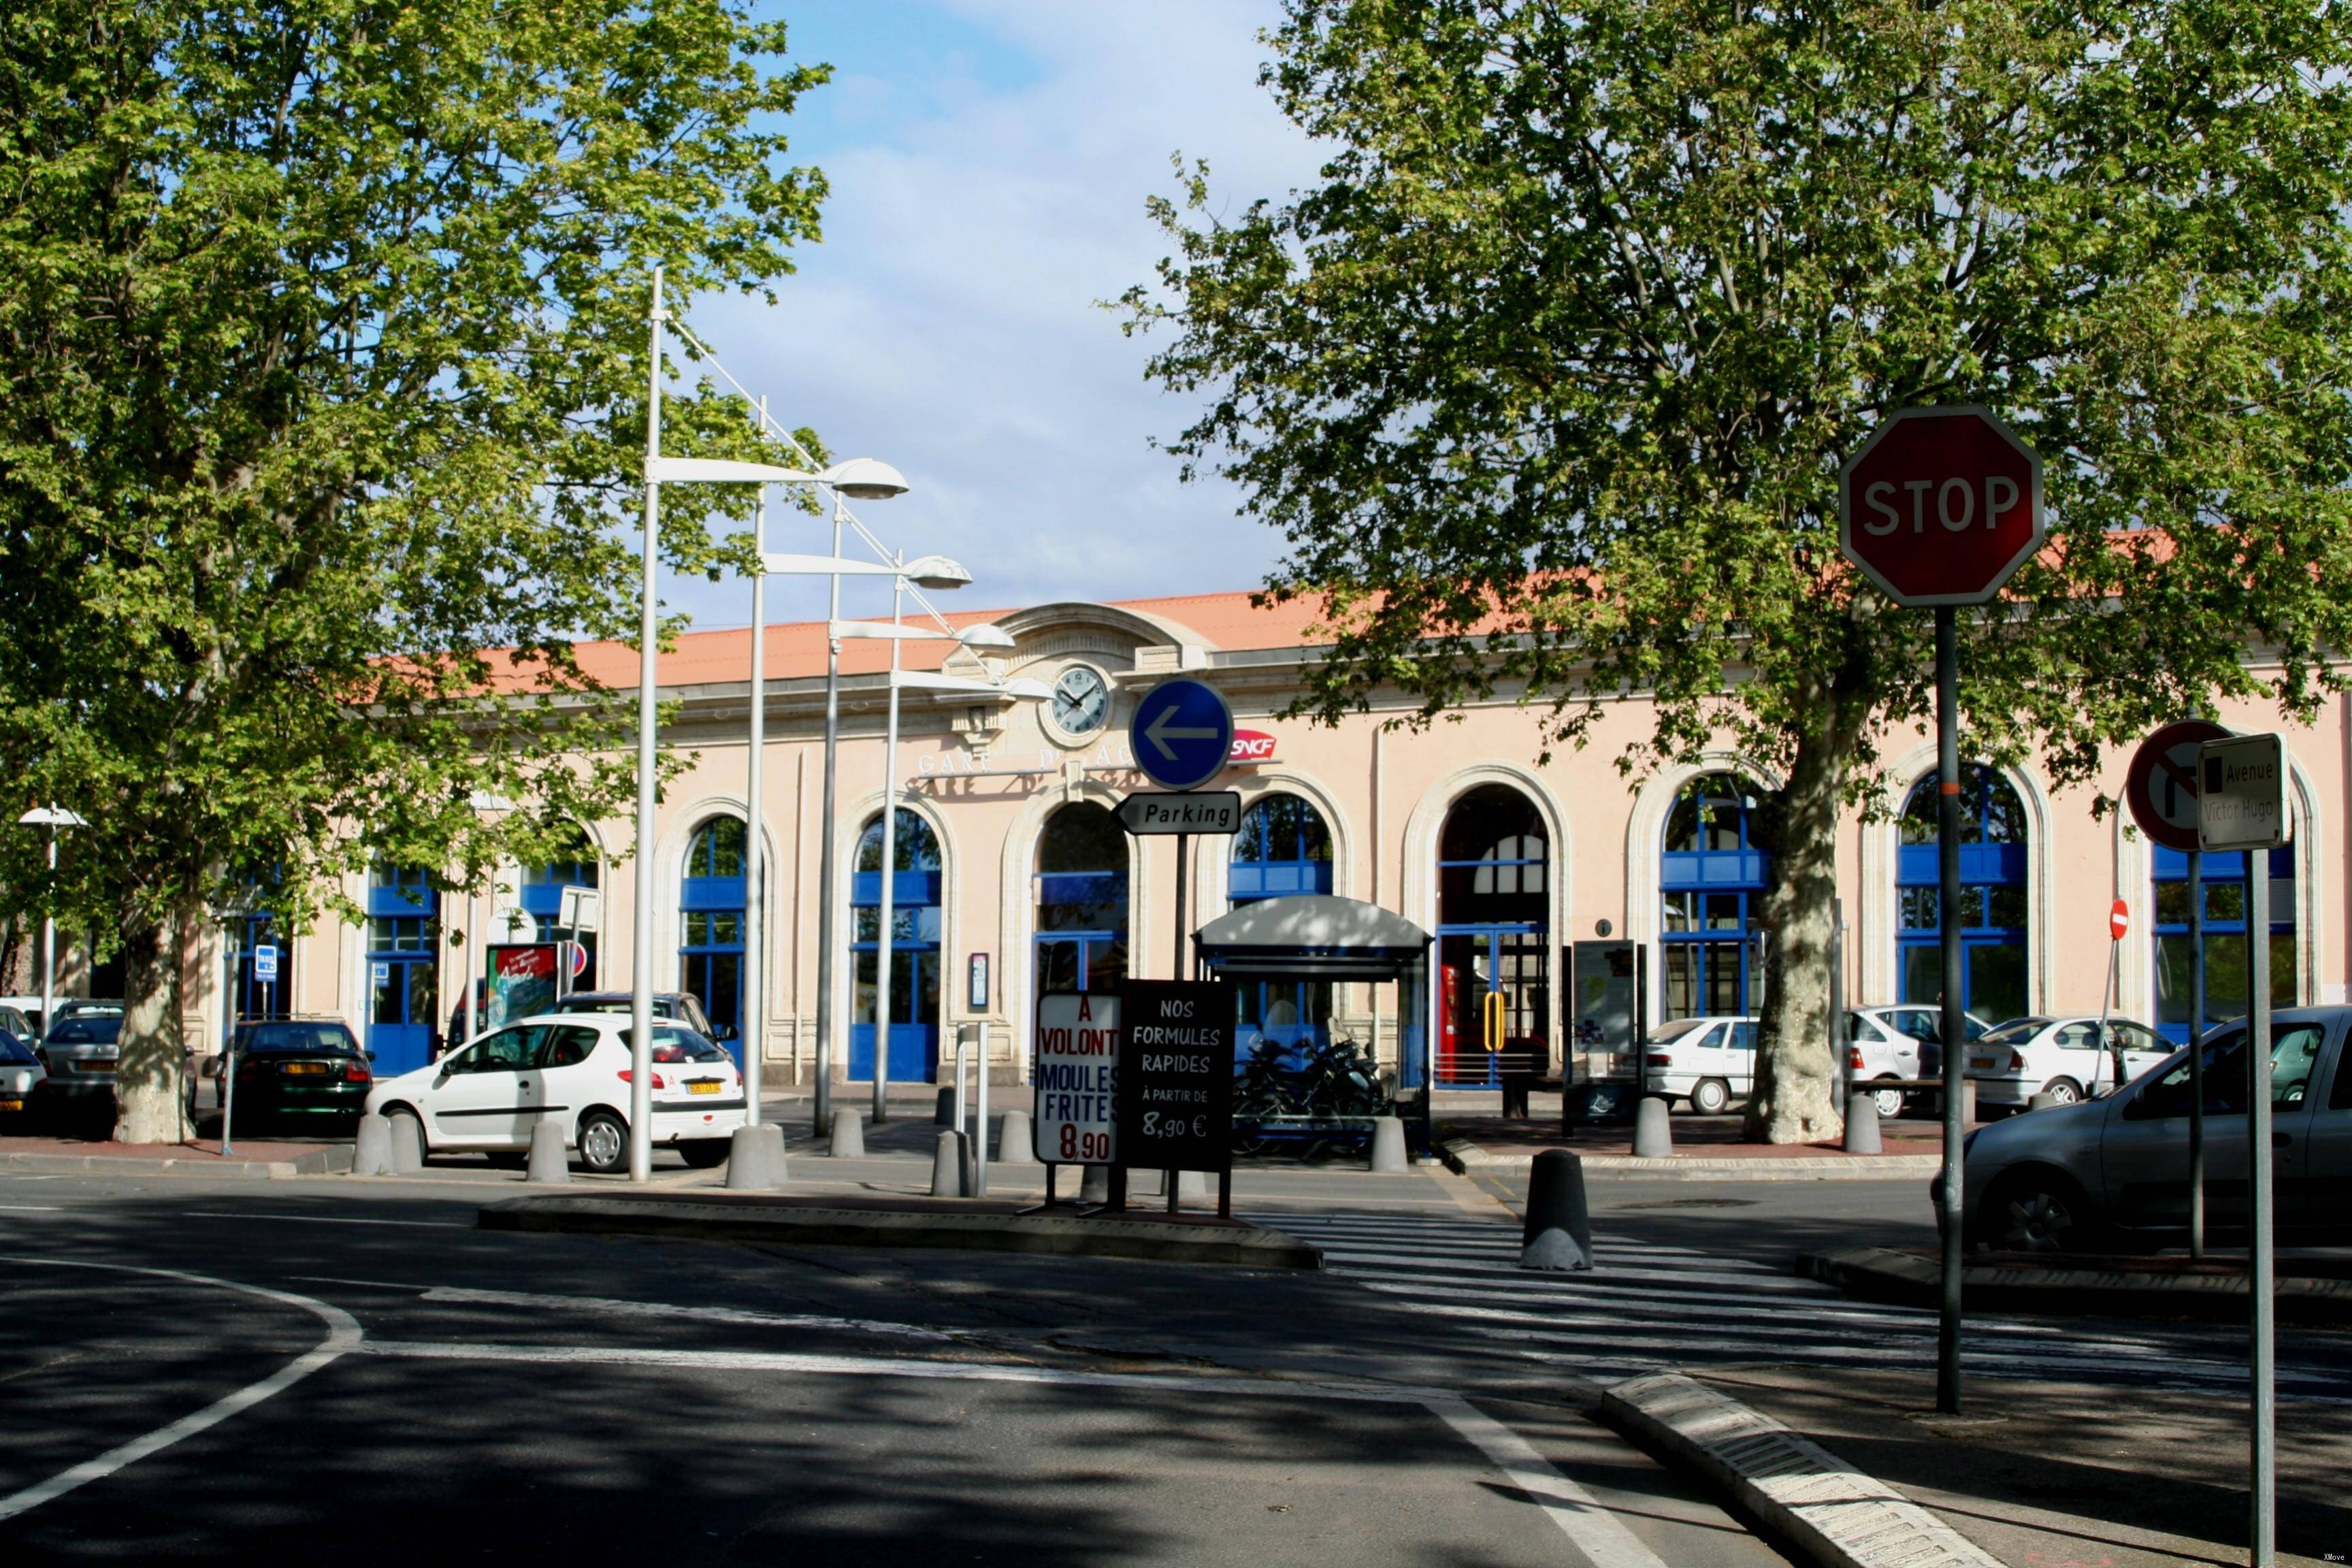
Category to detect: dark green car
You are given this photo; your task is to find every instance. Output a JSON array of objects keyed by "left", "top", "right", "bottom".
[{"left": 212, "top": 1021, "right": 372, "bottom": 1131}]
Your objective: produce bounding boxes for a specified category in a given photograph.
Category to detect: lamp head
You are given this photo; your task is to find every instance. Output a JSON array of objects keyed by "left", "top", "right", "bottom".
[
  {"left": 900, "top": 554, "right": 971, "bottom": 591},
  {"left": 1001, "top": 678, "right": 1054, "bottom": 701},
  {"left": 824, "top": 458, "right": 910, "bottom": 501},
  {"left": 953, "top": 623, "right": 1017, "bottom": 651}
]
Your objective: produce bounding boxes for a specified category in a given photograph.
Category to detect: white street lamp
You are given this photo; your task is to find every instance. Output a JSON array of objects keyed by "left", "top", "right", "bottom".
[{"left": 16, "top": 806, "right": 86, "bottom": 1041}]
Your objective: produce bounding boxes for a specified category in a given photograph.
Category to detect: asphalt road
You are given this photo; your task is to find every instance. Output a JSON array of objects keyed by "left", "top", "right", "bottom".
[{"left": 0, "top": 1164, "right": 1793, "bottom": 1568}]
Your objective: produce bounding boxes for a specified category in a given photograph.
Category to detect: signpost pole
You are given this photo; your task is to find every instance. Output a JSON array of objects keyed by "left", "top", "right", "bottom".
[
  {"left": 2248, "top": 847, "right": 2276, "bottom": 1568},
  {"left": 1173, "top": 832, "right": 1189, "bottom": 979},
  {"left": 2188, "top": 849, "right": 2206, "bottom": 1260},
  {"left": 2099, "top": 910, "right": 2122, "bottom": 1093},
  {"left": 1934, "top": 604, "right": 1965, "bottom": 1416}
]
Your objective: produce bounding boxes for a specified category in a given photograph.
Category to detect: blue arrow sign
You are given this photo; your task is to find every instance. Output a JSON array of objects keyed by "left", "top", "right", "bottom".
[{"left": 1128, "top": 678, "right": 1234, "bottom": 792}]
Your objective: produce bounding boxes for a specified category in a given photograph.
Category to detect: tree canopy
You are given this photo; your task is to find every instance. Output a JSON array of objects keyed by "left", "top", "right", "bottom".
[
  {"left": 1128, "top": 0, "right": 2352, "bottom": 1138},
  {"left": 0, "top": 0, "right": 828, "bottom": 1138}
]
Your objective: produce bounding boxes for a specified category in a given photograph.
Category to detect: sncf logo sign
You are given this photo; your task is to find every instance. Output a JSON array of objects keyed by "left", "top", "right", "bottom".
[
  {"left": 1228, "top": 730, "right": 1277, "bottom": 763},
  {"left": 1839, "top": 406, "right": 2044, "bottom": 607}
]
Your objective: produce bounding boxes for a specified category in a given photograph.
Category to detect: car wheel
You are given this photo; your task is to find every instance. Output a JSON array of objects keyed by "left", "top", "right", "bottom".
[
  {"left": 576, "top": 1109, "right": 627, "bottom": 1175},
  {"left": 679, "top": 1139, "right": 730, "bottom": 1170},
  {"left": 2040, "top": 1077, "right": 2085, "bottom": 1106},
  {"left": 1871, "top": 1079, "right": 1905, "bottom": 1120},
  {"left": 1980, "top": 1168, "right": 2104, "bottom": 1254},
  {"left": 1690, "top": 1078, "right": 1731, "bottom": 1115}
]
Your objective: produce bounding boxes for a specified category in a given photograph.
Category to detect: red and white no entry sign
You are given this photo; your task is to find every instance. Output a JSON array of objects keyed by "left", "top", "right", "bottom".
[
  {"left": 2109, "top": 899, "right": 2130, "bottom": 942},
  {"left": 2124, "top": 719, "right": 2230, "bottom": 853},
  {"left": 1839, "top": 406, "right": 2045, "bottom": 606}
]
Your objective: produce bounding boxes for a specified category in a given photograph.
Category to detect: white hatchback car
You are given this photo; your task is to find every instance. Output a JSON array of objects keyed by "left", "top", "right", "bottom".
[
  {"left": 1643, "top": 1016, "right": 1758, "bottom": 1113},
  {"left": 1965, "top": 1015, "right": 2174, "bottom": 1113},
  {"left": 365, "top": 1013, "right": 745, "bottom": 1173}
]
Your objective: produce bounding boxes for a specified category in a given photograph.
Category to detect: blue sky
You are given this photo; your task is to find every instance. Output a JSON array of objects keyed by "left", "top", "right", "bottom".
[{"left": 659, "top": 1, "right": 1323, "bottom": 634}]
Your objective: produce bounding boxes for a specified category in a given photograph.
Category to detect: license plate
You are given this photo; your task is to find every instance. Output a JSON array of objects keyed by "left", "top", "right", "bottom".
[
  {"left": 688, "top": 1080, "right": 721, "bottom": 1096},
  {"left": 1970, "top": 1057, "right": 1996, "bottom": 1071},
  {"left": 282, "top": 1062, "right": 329, "bottom": 1075},
  {"left": 0, "top": 1098, "right": 21, "bottom": 1112}
]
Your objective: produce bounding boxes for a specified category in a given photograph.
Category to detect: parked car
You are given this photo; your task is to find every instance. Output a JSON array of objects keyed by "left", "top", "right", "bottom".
[
  {"left": 1851, "top": 1004, "right": 1996, "bottom": 1085},
  {"left": 365, "top": 1012, "right": 744, "bottom": 1173},
  {"left": 43, "top": 998, "right": 124, "bottom": 1041},
  {"left": 0, "top": 1006, "right": 37, "bottom": 1051},
  {"left": 39, "top": 1011, "right": 125, "bottom": 1111},
  {"left": 1642, "top": 1016, "right": 1758, "bottom": 1113},
  {"left": 1965, "top": 1015, "right": 2174, "bottom": 1113},
  {"left": 544, "top": 991, "right": 728, "bottom": 1041},
  {"left": 1958, "top": 1007, "right": 2352, "bottom": 1252},
  {"left": 1845, "top": 1012, "right": 1928, "bottom": 1117},
  {"left": 0, "top": 1032, "right": 46, "bottom": 1121},
  {"left": 206, "top": 1019, "right": 372, "bottom": 1132}
]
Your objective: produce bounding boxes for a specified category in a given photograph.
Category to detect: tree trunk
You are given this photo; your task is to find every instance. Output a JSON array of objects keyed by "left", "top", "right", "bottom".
[
  {"left": 1744, "top": 712, "right": 1858, "bottom": 1144},
  {"left": 112, "top": 906, "right": 189, "bottom": 1145}
]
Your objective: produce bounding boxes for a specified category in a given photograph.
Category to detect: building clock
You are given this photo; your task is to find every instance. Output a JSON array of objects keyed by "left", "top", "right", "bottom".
[{"left": 1049, "top": 666, "right": 1111, "bottom": 739}]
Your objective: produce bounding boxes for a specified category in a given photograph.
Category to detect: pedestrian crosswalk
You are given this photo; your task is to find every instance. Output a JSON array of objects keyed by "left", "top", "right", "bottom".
[{"left": 1263, "top": 1211, "right": 2352, "bottom": 1399}]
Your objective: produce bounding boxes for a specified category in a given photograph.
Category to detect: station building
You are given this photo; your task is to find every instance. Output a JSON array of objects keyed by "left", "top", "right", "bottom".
[{"left": 157, "top": 589, "right": 2347, "bottom": 1088}]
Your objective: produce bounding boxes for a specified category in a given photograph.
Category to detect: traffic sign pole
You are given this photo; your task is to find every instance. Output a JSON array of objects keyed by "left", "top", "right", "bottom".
[
  {"left": 2189, "top": 849, "right": 2206, "bottom": 1260},
  {"left": 2249, "top": 847, "right": 2276, "bottom": 1568},
  {"left": 2100, "top": 900, "right": 2128, "bottom": 1091},
  {"left": 1934, "top": 606, "right": 1965, "bottom": 1416}
]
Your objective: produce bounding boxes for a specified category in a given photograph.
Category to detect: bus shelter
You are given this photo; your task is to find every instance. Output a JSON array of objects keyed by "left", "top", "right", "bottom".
[{"left": 1192, "top": 894, "right": 1435, "bottom": 1154}]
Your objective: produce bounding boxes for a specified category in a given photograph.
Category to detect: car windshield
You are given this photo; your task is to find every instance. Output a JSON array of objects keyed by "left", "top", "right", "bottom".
[
  {"left": 625, "top": 1027, "right": 730, "bottom": 1064},
  {"left": 238, "top": 1024, "right": 358, "bottom": 1054},
  {"left": 1979, "top": 1019, "right": 2049, "bottom": 1047},
  {"left": 1648, "top": 1018, "right": 1713, "bottom": 1045},
  {"left": 50, "top": 1017, "right": 123, "bottom": 1046}
]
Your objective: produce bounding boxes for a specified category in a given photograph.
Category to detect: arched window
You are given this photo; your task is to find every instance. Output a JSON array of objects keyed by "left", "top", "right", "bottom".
[
  {"left": 679, "top": 817, "right": 745, "bottom": 1042},
  {"left": 1436, "top": 785, "right": 1551, "bottom": 1086},
  {"left": 2152, "top": 845, "right": 2296, "bottom": 1043},
  {"left": 853, "top": 808, "right": 943, "bottom": 1083},
  {"left": 1034, "top": 803, "right": 1128, "bottom": 994},
  {"left": 365, "top": 862, "right": 439, "bottom": 1075},
  {"left": 522, "top": 824, "right": 600, "bottom": 989},
  {"left": 1897, "top": 768, "right": 2027, "bottom": 1024},
  {"left": 1660, "top": 774, "right": 1767, "bottom": 1019},
  {"left": 1230, "top": 794, "right": 1333, "bottom": 902}
]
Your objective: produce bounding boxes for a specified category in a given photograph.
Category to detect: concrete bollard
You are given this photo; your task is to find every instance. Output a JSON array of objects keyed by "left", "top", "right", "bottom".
[
  {"left": 1174, "top": 1169, "right": 1210, "bottom": 1203},
  {"left": 1842, "top": 1091, "right": 1882, "bottom": 1155},
  {"left": 934, "top": 1087, "right": 958, "bottom": 1126},
  {"left": 2027, "top": 1090, "right": 2059, "bottom": 1113},
  {"left": 389, "top": 1111, "right": 427, "bottom": 1174},
  {"left": 828, "top": 1107, "right": 865, "bottom": 1158},
  {"left": 1367, "top": 1115, "right": 1408, "bottom": 1173},
  {"left": 725, "top": 1122, "right": 788, "bottom": 1190},
  {"left": 352, "top": 1113, "right": 394, "bottom": 1176},
  {"left": 1632, "top": 1095, "right": 1675, "bottom": 1158},
  {"left": 930, "top": 1130, "right": 968, "bottom": 1197},
  {"left": 525, "top": 1120, "right": 571, "bottom": 1183},
  {"left": 995, "top": 1108, "right": 1038, "bottom": 1166},
  {"left": 1079, "top": 1164, "right": 1111, "bottom": 1205},
  {"left": 1520, "top": 1148, "right": 1594, "bottom": 1271}
]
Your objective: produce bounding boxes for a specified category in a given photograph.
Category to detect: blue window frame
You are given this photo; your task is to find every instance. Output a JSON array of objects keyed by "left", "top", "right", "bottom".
[
  {"left": 1896, "top": 768, "right": 2028, "bottom": 1024},
  {"left": 365, "top": 864, "right": 439, "bottom": 1076},
  {"left": 1230, "top": 795, "right": 1336, "bottom": 1069},
  {"left": 679, "top": 818, "right": 745, "bottom": 1044},
  {"left": 2152, "top": 844, "right": 2296, "bottom": 1043},
  {"left": 1437, "top": 785, "right": 1550, "bottom": 1087},
  {"left": 1035, "top": 803, "right": 1128, "bottom": 998},
  {"left": 853, "top": 808, "right": 943, "bottom": 1083},
  {"left": 1661, "top": 775, "right": 1766, "bottom": 1019}
]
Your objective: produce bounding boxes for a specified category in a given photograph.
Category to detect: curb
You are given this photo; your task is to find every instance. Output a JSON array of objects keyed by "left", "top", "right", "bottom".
[
  {"left": 1803, "top": 1243, "right": 2352, "bottom": 1324},
  {"left": 1598, "top": 1372, "right": 2000, "bottom": 1568},
  {"left": 1439, "top": 1138, "right": 1941, "bottom": 1181},
  {"left": 0, "top": 1145, "right": 352, "bottom": 1179},
  {"left": 478, "top": 1192, "right": 1324, "bottom": 1269}
]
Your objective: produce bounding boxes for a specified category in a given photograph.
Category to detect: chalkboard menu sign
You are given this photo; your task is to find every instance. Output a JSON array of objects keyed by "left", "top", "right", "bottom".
[{"left": 1115, "top": 980, "right": 1237, "bottom": 1175}]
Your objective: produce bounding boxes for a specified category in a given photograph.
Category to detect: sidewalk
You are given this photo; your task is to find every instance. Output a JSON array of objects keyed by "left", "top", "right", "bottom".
[
  {"left": 1680, "top": 1362, "right": 2348, "bottom": 1567},
  {"left": 0, "top": 1132, "right": 350, "bottom": 1177},
  {"left": 1441, "top": 1107, "right": 1946, "bottom": 1178}
]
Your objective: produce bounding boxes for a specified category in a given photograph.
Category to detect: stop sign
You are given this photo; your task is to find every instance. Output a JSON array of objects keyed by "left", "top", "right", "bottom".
[{"left": 1839, "top": 405, "right": 2044, "bottom": 606}]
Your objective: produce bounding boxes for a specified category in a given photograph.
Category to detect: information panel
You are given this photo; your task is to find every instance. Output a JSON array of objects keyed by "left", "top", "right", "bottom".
[
  {"left": 1034, "top": 991, "right": 1119, "bottom": 1166},
  {"left": 1115, "top": 980, "right": 1237, "bottom": 1175},
  {"left": 485, "top": 943, "right": 559, "bottom": 1029}
]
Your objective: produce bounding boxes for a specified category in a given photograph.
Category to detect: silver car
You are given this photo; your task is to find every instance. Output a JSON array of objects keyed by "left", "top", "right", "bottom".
[
  {"left": 0, "top": 1030, "right": 46, "bottom": 1120},
  {"left": 1957, "top": 1005, "right": 2352, "bottom": 1252},
  {"left": 39, "top": 1008, "right": 125, "bottom": 1110}
]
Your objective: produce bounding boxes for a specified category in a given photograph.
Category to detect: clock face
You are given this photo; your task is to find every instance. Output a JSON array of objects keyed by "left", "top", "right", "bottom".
[{"left": 1051, "top": 666, "right": 1110, "bottom": 737}]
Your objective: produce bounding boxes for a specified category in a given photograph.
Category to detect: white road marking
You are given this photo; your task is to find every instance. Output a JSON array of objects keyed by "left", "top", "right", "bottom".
[
  {"left": 286, "top": 1276, "right": 952, "bottom": 1341},
  {"left": 0, "top": 1204, "right": 62, "bottom": 1211},
  {"left": 0, "top": 1258, "right": 360, "bottom": 1523},
  {"left": 357, "top": 1337, "right": 1669, "bottom": 1568},
  {"left": 185, "top": 1211, "right": 463, "bottom": 1228}
]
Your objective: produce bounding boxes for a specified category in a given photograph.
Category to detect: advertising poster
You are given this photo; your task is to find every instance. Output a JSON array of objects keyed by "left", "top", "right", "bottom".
[
  {"left": 1113, "top": 979, "right": 1237, "bottom": 1175},
  {"left": 1033, "top": 991, "right": 1118, "bottom": 1166},
  {"left": 485, "top": 943, "right": 559, "bottom": 1030}
]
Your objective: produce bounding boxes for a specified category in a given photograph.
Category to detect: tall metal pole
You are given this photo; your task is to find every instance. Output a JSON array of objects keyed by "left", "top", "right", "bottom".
[
  {"left": 813, "top": 500, "right": 845, "bottom": 1134},
  {"left": 2188, "top": 849, "right": 2206, "bottom": 1260},
  {"left": 627, "top": 268, "right": 664, "bottom": 1183},
  {"left": 740, "top": 400, "right": 769, "bottom": 1126},
  {"left": 40, "top": 825, "right": 56, "bottom": 1039},
  {"left": 1934, "top": 605, "right": 1965, "bottom": 1415},
  {"left": 870, "top": 569, "right": 905, "bottom": 1124},
  {"left": 2248, "top": 848, "right": 2276, "bottom": 1568}
]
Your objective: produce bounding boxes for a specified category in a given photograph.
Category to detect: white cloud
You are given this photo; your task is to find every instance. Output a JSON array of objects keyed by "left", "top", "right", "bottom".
[{"left": 663, "top": 1, "right": 1323, "bottom": 630}]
